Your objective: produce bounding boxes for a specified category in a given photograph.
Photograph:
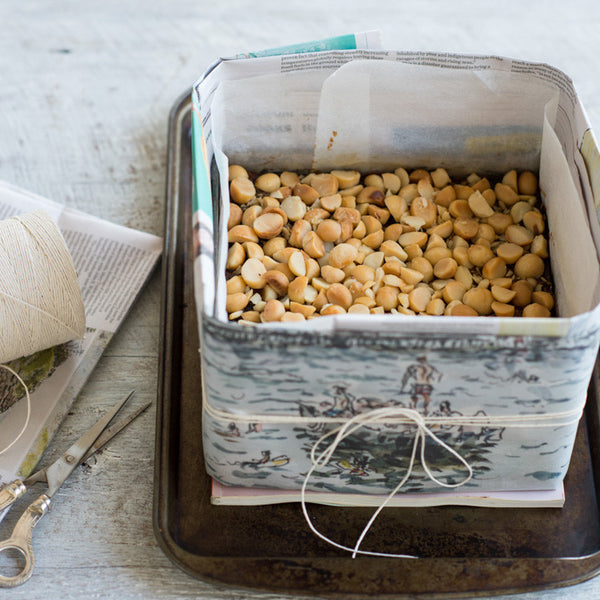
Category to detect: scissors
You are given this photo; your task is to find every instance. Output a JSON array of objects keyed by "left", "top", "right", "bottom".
[{"left": 0, "top": 390, "right": 150, "bottom": 587}]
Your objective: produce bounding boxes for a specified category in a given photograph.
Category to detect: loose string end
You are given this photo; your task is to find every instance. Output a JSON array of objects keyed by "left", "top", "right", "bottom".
[
  {"left": 0, "top": 365, "right": 32, "bottom": 456},
  {"left": 301, "top": 407, "right": 473, "bottom": 559}
]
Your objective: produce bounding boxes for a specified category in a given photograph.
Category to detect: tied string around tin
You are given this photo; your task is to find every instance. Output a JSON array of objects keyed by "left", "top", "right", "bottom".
[
  {"left": 301, "top": 406, "right": 473, "bottom": 559},
  {"left": 0, "top": 210, "right": 85, "bottom": 455},
  {"left": 203, "top": 393, "right": 585, "bottom": 557}
]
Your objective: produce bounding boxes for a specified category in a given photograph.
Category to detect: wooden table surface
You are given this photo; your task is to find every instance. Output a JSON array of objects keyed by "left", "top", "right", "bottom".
[{"left": 1, "top": 1, "right": 599, "bottom": 598}]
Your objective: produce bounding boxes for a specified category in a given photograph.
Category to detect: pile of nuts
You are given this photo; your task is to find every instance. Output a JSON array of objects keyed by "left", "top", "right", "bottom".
[{"left": 225, "top": 165, "right": 554, "bottom": 324}]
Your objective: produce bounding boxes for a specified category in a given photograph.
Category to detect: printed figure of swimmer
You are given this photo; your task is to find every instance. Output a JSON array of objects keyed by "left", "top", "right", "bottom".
[
  {"left": 321, "top": 384, "right": 353, "bottom": 417},
  {"left": 401, "top": 355, "right": 441, "bottom": 415}
]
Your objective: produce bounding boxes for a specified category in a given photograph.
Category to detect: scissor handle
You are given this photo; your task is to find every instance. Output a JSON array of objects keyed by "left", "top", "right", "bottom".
[
  {"left": 0, "top": 480, "right": 27, "bottom": 512},
  {"left": 0, "top": 494, "right": 51, "bottom": 588}
]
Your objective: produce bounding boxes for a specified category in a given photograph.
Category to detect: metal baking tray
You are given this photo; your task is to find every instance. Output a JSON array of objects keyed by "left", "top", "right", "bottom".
[{"left": 153, "top": 91, "right": 600, "bottom": 598}]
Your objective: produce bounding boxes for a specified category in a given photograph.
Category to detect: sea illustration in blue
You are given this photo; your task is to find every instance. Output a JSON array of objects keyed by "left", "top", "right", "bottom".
[{"left": 201, "top": 316, "right": 600, "bottom": 495}]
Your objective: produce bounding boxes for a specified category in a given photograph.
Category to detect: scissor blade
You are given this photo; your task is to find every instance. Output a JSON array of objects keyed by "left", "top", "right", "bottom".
[
  {"left": 80, "top": 401, "right": 151, "bottom": 463},
  {"left": 43, "top": 391, "right": 134, "bottom": 497},
  {"left": 24, "top": 399, "right": 150, "bottom": 487}
]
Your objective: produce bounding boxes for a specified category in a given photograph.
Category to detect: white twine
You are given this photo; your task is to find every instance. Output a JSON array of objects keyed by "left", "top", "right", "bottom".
[
  {"left": 301, "top": 407, "right": 473, "bottom": 559},
  {"left": 0, "top": 210, "right": 85, "bottom": 453},
  {"left": 0, "top": 365, "right": 31, "bottom": 455},
  {"left": 203, "top": 398, "right": 584, "bottom": 429},
  {"left": 204, "top": 398, "right": 584, "bottom": 558},
  {"left": 0, "top": 210, "right": 85, "bottom": 364}
]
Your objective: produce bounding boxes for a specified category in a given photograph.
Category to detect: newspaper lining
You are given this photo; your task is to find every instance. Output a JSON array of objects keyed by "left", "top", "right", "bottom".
[{"left": 193, "top": 43, "right": 600, "bottom": 335}]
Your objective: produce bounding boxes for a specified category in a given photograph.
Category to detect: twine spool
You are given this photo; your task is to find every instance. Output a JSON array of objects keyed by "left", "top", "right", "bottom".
[{"left": 0, "top": 210, "right": 85, "bottom": 453}]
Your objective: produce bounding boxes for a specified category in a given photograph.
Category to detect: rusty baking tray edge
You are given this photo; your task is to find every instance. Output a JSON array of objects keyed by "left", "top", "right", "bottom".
[{"left": 153, "top": 91, "right": 600, "bottom": 598}]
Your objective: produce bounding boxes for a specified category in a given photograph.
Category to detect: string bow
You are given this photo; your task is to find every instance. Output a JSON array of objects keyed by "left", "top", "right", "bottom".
[{"left": 301, "top": 406, "right": 473, "bottom": 558}]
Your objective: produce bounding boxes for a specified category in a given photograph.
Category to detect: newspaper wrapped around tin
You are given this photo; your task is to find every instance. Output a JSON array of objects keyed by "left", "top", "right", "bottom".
[{"left": 191, "top": 39, "right": 600, "bottom": 497}]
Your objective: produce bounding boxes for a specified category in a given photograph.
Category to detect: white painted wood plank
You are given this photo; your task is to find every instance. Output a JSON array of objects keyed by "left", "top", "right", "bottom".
[{"left": 1, "top": 1, "right": 599, "bottom": 598}]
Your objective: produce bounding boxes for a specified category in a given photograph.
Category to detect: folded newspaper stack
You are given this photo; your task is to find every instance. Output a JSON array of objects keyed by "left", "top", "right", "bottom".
[{"left": 0, "top": 181, "right": 162, "bottom": 488}]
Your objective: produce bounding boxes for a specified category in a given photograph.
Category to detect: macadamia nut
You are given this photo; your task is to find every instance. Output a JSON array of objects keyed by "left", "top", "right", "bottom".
[{"left": 225, "top": 167, "right": 554, "bottom": 322}]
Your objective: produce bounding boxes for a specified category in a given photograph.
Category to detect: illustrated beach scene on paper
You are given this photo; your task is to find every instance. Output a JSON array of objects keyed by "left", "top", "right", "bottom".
[{"left": 201, "top": 321, "right": 598, "bottom": 495}]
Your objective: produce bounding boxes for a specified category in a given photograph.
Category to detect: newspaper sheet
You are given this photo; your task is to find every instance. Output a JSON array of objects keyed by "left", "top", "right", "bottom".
[
  {"left": 191, "top": 35, "right": 600, "bottom": 507},
  {"left": 193, "top": 43, "right": 600, "bottom": 339},
  {"left": 211, "top": 478, "right": 564, "bottom": 509},
  {"left": 0, "top": 181, "right": 162, "bottom": 489}
]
